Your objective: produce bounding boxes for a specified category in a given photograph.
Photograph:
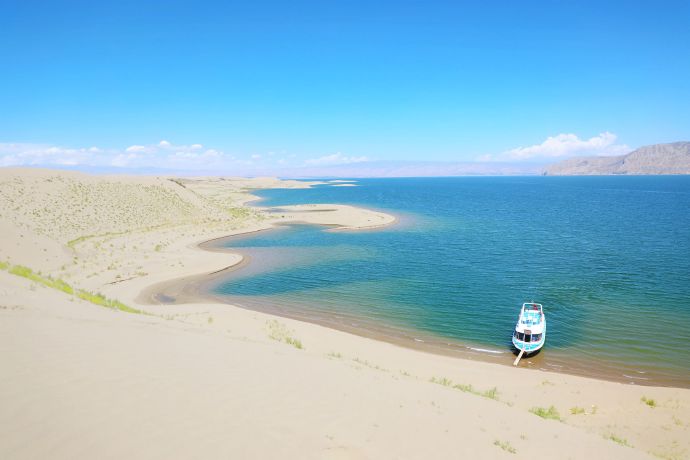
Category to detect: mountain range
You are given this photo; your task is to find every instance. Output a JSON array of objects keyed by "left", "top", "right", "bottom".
[{"left": 542, "top": 141, "right": 690, "bottom": 176}]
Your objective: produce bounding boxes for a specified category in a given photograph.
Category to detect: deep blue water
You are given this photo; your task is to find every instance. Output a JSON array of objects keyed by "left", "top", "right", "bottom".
[{"left": 212, "top": 177, "right": 690, "bottom": 384}]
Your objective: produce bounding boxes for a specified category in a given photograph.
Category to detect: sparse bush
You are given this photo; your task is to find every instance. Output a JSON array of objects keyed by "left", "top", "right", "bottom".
[
  {"left": 6, "top": 263, "right": 144, "bottom": 314},
  {"left": 430, "top": 377, "right": 498, "bottom": 400},
  {"left": 641, "top": 396, "right": 656, "bottom": 408},
  {"left": 266, "top": 320, "right": 304, "bottom": 350},
  {"left": 606, "top": 434, "right": 630, "bottom": 447},
  {"left": 483, "top": 387, "right": 499, "bottom": 400},
  {"left": 493, "top": 440, "right": 516, "bottom": 454},
  {"left": 430, "top": 377, "right": 453, "bottom": 387},
  {"left": 529, "top": 406, "right": 561, "bottom": 420},
  {"left": 75, "top": 290, "right": 144, "bottom": 314},
  {"left": 9, "top": 264, "right": 74, "bottom": 294},
  {"left": 570, "top": 406, "right": 585, "bottom": 415}
]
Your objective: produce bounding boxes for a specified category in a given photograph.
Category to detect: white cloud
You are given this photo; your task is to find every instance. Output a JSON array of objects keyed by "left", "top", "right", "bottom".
[
  {"left": 0, "top": 140, "right": 236, "bottom": 171},
  {"left": 0, "top": 143, "right": 98, "bottom": 166},
  {"left": 305, "top": 152, "right": 369, "bottom": 166},
  {"left": 2, "top": 142, "right": 370, "bottom": 174},
  {"left": 501, "top": 132, "right": 630, "bottom": 160}
]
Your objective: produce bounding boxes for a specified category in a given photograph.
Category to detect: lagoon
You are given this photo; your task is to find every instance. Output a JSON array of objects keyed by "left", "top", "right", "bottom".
[{"left": 209, "top": 177, "right": 690, "bottom": 386}]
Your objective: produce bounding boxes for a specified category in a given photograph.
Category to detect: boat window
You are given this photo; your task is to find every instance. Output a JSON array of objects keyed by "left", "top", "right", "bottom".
[
  {"left": 525, "top": 334, "right": 531, "bottom": 343},
  {"left": 532, "top": 334, "right": 541, "bottom": 341},
  {"left": 516, "top": 332, "right": 524, "bottom": 341}
]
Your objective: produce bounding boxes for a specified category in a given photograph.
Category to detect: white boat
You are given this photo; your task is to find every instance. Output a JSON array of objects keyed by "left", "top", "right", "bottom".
[{"left": 512, "top": 302, "right": 546, "bottom": 354}]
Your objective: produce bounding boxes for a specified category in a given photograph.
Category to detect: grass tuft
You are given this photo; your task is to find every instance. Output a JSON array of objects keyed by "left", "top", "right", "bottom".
[
  {"left": 5, "top": 263, "right": 145, "bottom": 314},
  {"left": 493, "top": 440, "right": 516, "bottom": 454},
  {"left": 606, "top": 434, "right": 631, "bottom": 447},
  {"left": 430, "top": 377, "right": 499, "bottom": 400},
  {"left": 482, "top": 387, "right": 499, "bottom": 400},
  {"left": 75, "top": 290, "right": 145, "bottom": 314},
  {"left": 529, "top": 405, "right": 561, "bottom": 421},
  {"left": 570, "top": 406, "right": 586, "bottom": 415},
  {"left": 430, "top": 377, "right": 453, "bottom": 387},
  {"left": 267, "top": 320, "right": 304, "bottom": 350},
  {"left": 8, "top": 264, "right": 74, "bottom": 294},
  {"left": 641, "top": 396, "right": 656, "bottom": 408}
]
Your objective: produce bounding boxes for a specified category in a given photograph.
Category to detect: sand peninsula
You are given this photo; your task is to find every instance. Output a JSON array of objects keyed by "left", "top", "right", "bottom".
[{"left": 1, "top": 168, "right": 689, "bottom": 459}]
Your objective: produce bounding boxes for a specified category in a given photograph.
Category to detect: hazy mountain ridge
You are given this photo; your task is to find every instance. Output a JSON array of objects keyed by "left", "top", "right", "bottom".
[{"left": 543, "top": 141, "right": 690, "bottom": 175}]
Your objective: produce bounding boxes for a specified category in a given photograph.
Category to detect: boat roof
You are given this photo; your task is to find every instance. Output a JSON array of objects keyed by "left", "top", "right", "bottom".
[
  {"left": 516, "top": 302, "right": 544, "bottom": 331},
  {"left": 522, "top": 302, "right": 542, "bottom": 311}
]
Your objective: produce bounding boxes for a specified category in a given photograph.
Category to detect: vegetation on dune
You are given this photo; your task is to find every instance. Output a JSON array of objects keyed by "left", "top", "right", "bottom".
[
  {"left": 74, "top": 290, "right": 145, "bottom": 314},
  {"left": 9, "top": 264, "right": 74, "bottom": 294},
  {"left": 1, "top": 262, "right": 145, "bottom": 315},
  {"left": 641, "top": 396, "right": 657, "bottom": 408},
  {"left": 606, "top": 433, "right": 631, "bottom": 447},
  {"left": 430, "top": 376, "right": 499, "bottom": 400},
  {"left": 493, "top": 440, "right": 517, "bottom": 454},
  {"left": 529, "top": 405, "right": 561, "bottom": 421},
  {"left": 352, "top": 357, "right": 387, "bottom": 371},
  {"left": 267, "top": 320, "right": 304, "bottom": 349}
]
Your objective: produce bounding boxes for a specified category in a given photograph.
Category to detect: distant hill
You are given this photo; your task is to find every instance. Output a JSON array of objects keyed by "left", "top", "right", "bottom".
[{"left": 542, "top": 141, "right": 690, "bottom": 175}]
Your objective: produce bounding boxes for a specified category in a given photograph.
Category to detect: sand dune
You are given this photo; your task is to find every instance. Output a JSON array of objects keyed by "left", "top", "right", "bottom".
[{"left": 1, "top": 168, "right": 688, "bottom": 459}]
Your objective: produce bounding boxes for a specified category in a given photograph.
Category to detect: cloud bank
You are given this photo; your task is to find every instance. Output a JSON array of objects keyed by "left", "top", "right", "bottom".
[
  {"left": 1, "top": 140, "right": 253, "bottom": 172},
  {"left": 304, "top": 152, "right": 369, "bottom": 166},
  {"left": 0, "top": 140, "right": 376, "bottom": 175},
  {"left": 1, "top": 132, "right": 631, "bottom": 177},
  {"left": 479, "top": 132, "right": 631, "bottom": 162}
]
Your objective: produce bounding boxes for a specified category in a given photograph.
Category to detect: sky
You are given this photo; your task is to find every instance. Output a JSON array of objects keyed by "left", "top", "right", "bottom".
[{"left": 1, "top": 0, "right": 689, "bottom": 175}]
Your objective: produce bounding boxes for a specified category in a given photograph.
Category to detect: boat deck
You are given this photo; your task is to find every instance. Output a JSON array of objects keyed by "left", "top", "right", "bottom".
[{"left": 520, "top": 310, "right": 542, "bottom": 326}]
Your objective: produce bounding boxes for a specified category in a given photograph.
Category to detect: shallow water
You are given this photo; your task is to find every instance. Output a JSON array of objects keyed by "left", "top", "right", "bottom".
[{"left": 210, "top": 177, "right": 690, "bottom": 386}]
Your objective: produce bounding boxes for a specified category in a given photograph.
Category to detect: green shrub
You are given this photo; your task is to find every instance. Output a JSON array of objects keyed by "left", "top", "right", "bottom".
[
  {"left": 607, "top": 434, "right": 630, "bottom": 447},
  {"left": 482, "top": 387, "right": 499, "bottom": 400},
  {"left": 266, "top": 320, "right": 304, "bottom": 350},
  {"left": 641, "top": 396, "right": 656, "bottom": 408},
  {"left": 493, "top": 440, "right": 516, "bottom": 454},
  {"left": 529, "top": 405, "right": 561, "bottom": 420},
  {"left": 6, "top": 263, "right": 143, "bottom": 314}
]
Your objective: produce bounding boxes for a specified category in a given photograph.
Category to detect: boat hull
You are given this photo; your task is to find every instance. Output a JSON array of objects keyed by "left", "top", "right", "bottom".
[{"left": 512, "top": 335, "right": 545, "bottom": 354}]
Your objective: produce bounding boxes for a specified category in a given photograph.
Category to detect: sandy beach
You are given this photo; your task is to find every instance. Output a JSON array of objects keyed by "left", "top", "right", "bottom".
[{"left": 1, "top": 168, "right": 689, "bottom": 459}]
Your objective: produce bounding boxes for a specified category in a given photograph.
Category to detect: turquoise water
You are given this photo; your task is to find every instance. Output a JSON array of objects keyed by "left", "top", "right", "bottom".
[{"left": 210, "top": 177, "right": 690, "bottom": 386}]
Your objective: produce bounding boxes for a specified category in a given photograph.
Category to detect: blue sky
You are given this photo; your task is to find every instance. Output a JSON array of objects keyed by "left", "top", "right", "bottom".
[{"left": 1, "top": 0, "right": 689, "bottom": 173}]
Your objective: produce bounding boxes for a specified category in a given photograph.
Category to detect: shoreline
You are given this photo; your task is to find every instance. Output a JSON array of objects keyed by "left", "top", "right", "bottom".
[{"left": 142, "top": 225, "right": 689, "bottom": 389}]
